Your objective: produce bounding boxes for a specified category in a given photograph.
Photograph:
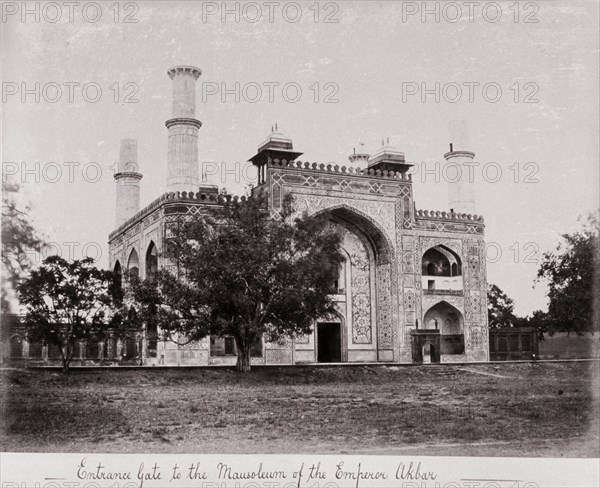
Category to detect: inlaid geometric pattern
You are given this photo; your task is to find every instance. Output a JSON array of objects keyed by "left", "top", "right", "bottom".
[
  {"left": 292, "top": 192, "right": 396, "bottom": 246},
  {"left": 398, "top": 186, "right": 411, "bottom": 197},
  {"left": 265, "top": 349, "right": 293, "bottom": 364},
  {"left": 302, "top": 175, "right": 320, "bottom": 187},
  {"left": 369, "top": 182, "right": 382, "bottom": 193},
  {"left": 343, "top": 229, "right": 372, "bottom": 344},
  {"left": 338, "top": 180, "right": 352, "bottom": 191},
  {"left": 377, "top": 263, "right": 393, "bottom": 347},
  {"left": 404, "top": 290, "right": 415, "bottom": 311}
]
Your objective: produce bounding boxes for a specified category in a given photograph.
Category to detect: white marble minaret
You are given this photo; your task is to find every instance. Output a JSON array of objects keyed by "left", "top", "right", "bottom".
[
  {"left": 114, "top": 138, "right": 142, "bottom": 226},
  {"left": 445, "top": 120, "right": 476, "bottom": 214},
  {"left": 166, "top": 65, "right": 202, "bottom": 193}
]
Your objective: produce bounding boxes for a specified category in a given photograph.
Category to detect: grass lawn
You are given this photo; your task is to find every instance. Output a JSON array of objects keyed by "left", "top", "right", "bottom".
[{"left": 1, "top": 362, "right": 598, "bottom": 457}]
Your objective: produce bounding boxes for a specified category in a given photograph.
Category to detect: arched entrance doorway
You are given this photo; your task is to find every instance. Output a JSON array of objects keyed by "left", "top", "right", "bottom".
[
  {"left": 419, "top": 301, "right": 465, "bottom": 360},
  {"left": 308, "top": 204, "right": 395, "bottom": 362},
  {"left": 410, "top": 330, "right": 441, "bottom": 364},
  {"left": 317, "top": 322, "right": 342, "bottom": 362}
]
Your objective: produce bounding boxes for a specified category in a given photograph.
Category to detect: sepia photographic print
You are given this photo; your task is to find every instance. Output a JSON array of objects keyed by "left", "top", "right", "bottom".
[{"left": 1, "top": 1, "right": 599, "bottom": 487}]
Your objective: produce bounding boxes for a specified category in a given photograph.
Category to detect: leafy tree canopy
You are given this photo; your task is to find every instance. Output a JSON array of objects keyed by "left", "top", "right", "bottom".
[
  {"left": 130, "top": 193, "right": 344, "bottom": 371},
  {"left": 17, "top": 256, "right": 122, "bottom": 372},
  {"left": 1, "top": 181, "right": 45, "bottom": 312},
  {"left": 487, "top": 283, "right": 517, "bottom": 328},
  {"left": 536, "top": 212, "right": 599, "bottom": 335}
]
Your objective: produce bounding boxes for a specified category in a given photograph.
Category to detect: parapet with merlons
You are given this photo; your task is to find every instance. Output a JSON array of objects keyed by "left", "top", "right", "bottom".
[
  {"left": 265, "top": 158, "right": 413, "bottom": 182},
  {"left": 108, "top": 189, "right": 271, "bottom": 242},
  {"left": 412, "top": 208, "right": 485, "bottom": 234},
  {"left": 415, "top": 209, "right": 484, "bottom": 223}
]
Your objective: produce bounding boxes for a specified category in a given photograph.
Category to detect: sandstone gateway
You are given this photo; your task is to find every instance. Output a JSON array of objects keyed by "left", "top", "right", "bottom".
[{"left": 108, "top": 65, "right": 489, "bottom": 366}]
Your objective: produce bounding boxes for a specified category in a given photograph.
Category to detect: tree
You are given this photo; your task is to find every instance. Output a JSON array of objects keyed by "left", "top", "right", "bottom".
[
  {"left": 1, "top": 181, "right": 45, "bottom": 312},
  {"left": 130, "top": 193, "right": 344, "bottom": 372},
  {"left": 536, "top": 213, "right": 599, "bottom": 335},
  {"left": 487, "top": 283, "right": 517, "bottom": 328},
  {"left": 17, "top": 256, "right": 122, "bottom": 373}
]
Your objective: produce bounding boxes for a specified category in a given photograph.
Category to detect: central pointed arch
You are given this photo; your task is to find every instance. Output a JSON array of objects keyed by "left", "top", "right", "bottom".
[
  {"left": 312, "top": 204, "right": 393, "bottom": 264},
  {"left": 311, "top": 202, "right": 396, "bottom": 358}
]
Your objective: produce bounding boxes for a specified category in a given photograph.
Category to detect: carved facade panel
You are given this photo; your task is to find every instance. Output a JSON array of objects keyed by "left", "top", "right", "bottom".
[
  {"left": 403, "top": 324, "right": 416, "bottom": 344},
  {"left": 290, "top": 191, "right": 396, "bottom": 249},
  {"left": 403, "top": 251, "right": 415, "bottom": 274},
  {"left": 343, "top": 229, "right": 372, "bottom": 344},
  {"left": 265, "top": 348, "right": 293, "bottom": 364},
  {"left": 276, "top": 168, "right": 412, "bottom": 198},
  {"left": 271, "top": 181, "right": 282, "bottom": 210},
  {"left": 404, "top": 290, "right": 415, "bottom": 311},
  {"left": 419, "top": 236, "right": 462, "bottom": 257},
  {"left": 295, "top": 332, "right": 310, "bottom": 344},
  {"left": 414, "top": 219, "right": 484, "bottom": 234},
  {"left": 469, "top": 291, "right": 481, "bottom": 315},
  {"left": 404, "top": 274, "right": 415, "bottom": 288},
  {"left": 265, "top": 335, "right": 292, "bottom": 349},
  {"left": 142, "top": 211, "right": 161, "bottom": 229},
  {"left": 421, "top": 294, "right": 464, "bottom": 316},
  {"left": 377, "top": 263, "right": 393, "bottom": 347}
]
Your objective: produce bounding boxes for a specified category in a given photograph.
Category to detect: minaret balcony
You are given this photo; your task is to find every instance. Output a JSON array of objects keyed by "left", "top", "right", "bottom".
[{"left": 421, "top": 276, "right": 463, "bottom": 295}]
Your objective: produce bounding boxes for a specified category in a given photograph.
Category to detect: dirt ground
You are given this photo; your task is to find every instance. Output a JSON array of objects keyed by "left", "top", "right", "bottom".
[{"left": 1, "top": 361, "right": 598, "bottom": 457}]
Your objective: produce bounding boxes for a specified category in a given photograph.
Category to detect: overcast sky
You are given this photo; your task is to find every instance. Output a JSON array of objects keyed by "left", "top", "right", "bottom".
[{"left": 2, "top": 1, "right": 599, "bottom": 315}]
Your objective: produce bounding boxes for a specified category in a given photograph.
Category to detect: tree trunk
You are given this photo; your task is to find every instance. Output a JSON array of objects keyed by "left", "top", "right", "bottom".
[
  {"left": 60, "top": 341, "right": 71, "bottom": 374},
  {"left": 236, "top": 343, "right": 251, "bottom": 373}
]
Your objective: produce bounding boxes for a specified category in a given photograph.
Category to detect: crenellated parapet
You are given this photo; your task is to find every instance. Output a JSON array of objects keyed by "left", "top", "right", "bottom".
[
  {"left": 265, "top": 158, "right": 413, "bottom": 182},
  {"left": 109, "top": 189, "right": 271, "bottom": 241},
  {"left": 163, "top": 190, "right": 259, "bottom": 204},
  {"left": 410, "top": 208, "right": 485, "bottom": 234},
  {"left": 415, "top": 209, "right": 484, "bottom": 222},
  {"left": 110, "top": 194, "right": 170, "bottom": 241}
]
